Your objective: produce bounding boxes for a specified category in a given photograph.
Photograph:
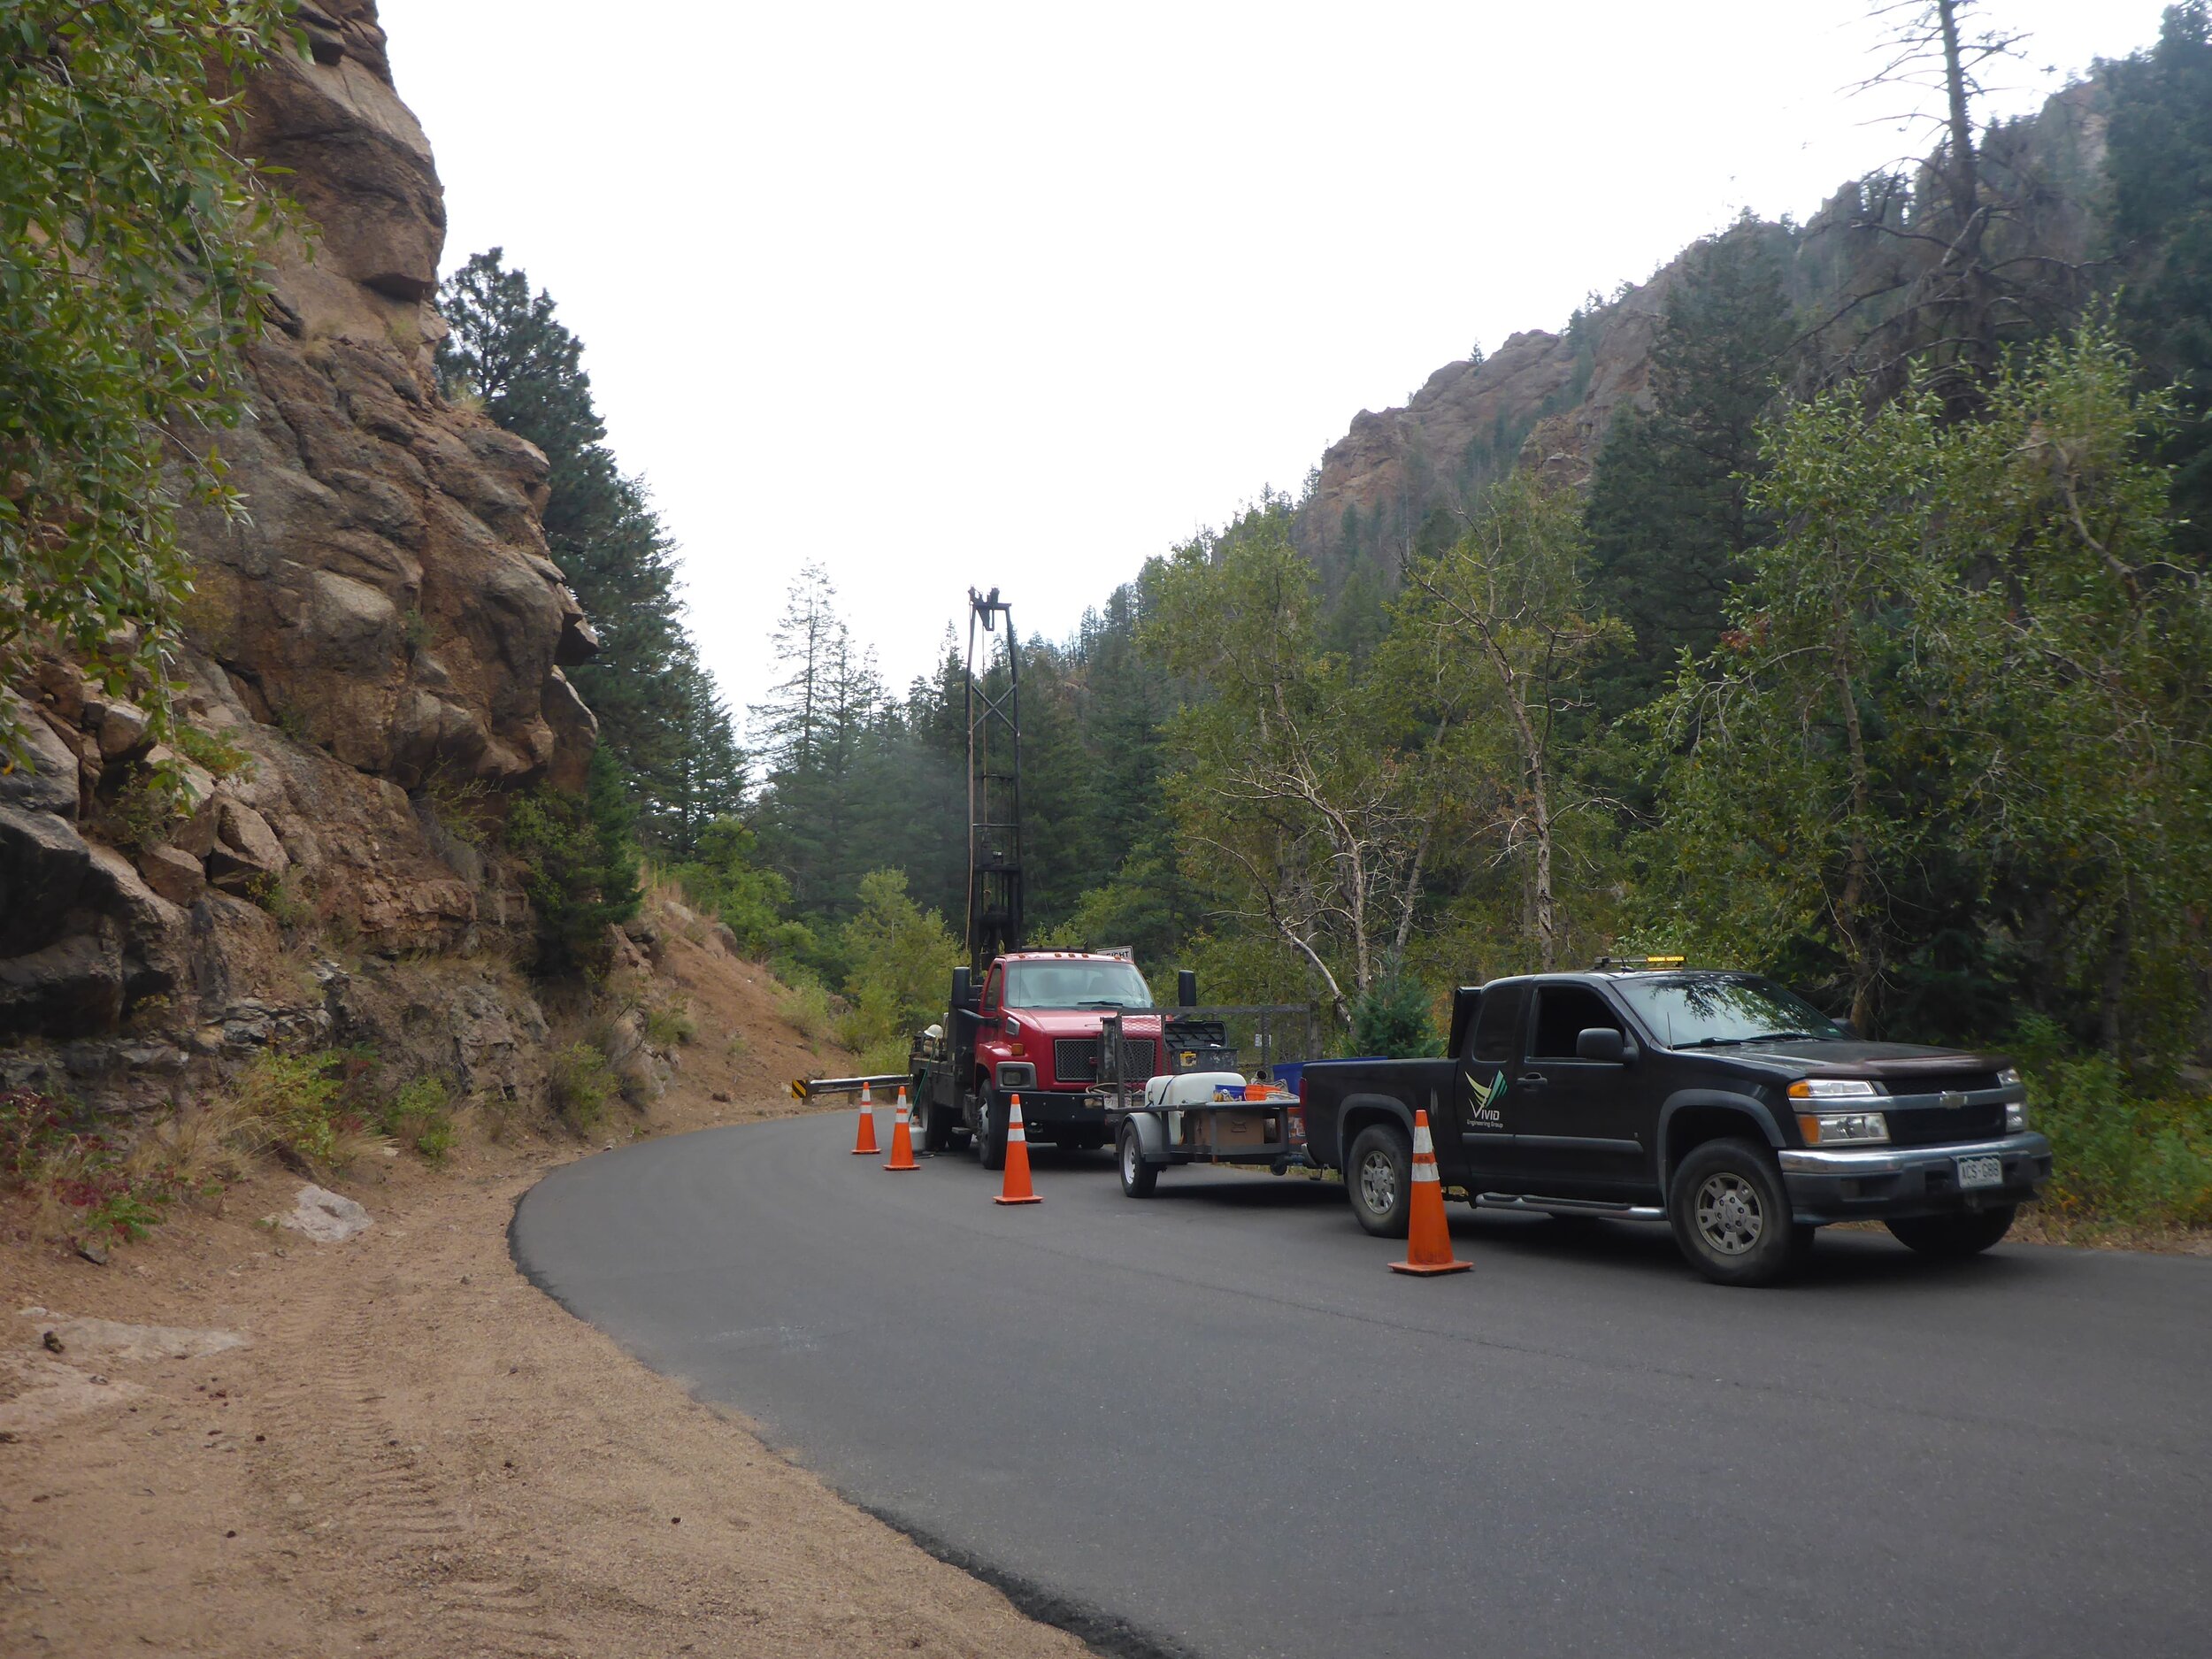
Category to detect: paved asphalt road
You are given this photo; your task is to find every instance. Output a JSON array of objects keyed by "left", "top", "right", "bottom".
[{"left": 511, "top": 1114, "right": 2211, "bottom": 1659}]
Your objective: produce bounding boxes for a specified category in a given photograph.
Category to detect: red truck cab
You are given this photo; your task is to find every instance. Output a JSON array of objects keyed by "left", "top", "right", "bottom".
[{"left": 911, "top": 950, "right": 1162, "bottom": 1167}]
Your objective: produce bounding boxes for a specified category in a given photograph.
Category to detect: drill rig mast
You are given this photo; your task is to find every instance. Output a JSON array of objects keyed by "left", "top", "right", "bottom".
[{"left": 964, "top": 587, "right": 1024, "bottom": 976}]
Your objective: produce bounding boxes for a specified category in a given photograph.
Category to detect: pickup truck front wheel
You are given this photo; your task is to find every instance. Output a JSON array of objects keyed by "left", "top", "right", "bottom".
[
  {"left": 1118, "top": 1122, "right": 1158, "bottom": 1197},
  {"left": 1668, "top": 1138, "right": 1808, "bottom": 1287},
  {"left": 1346, "top": 1124, "right": 1412, "bottom": 1239}
]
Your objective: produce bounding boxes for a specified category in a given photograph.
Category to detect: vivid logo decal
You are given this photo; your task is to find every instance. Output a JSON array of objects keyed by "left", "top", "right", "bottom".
[{"left": 1463, "top": 1068, "right": 1507, "bottom": 1128}]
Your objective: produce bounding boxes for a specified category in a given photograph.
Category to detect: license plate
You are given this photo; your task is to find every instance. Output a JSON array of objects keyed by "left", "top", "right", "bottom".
[{"left": 1955, "top": 1154, "right": 2003, "bottom": 1191}]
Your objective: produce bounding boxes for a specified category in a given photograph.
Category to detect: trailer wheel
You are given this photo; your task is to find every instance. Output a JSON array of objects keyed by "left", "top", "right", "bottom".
[
  {"left": 975, "top": 1088, "right": 1009, "bottom": 1171},
  {"left": 1346, "top": 1123, "right": 1412, "bottom": 1239},
  {"left": 914, "top": 1074, "right": 952, "bottom": 1153},
  {"left": 1118, "top": 1122, "right": 1158, "bottom": 1198}
]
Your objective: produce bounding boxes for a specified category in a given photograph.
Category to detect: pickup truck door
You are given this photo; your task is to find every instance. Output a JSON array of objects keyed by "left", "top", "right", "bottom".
[
  {"left": 1510, "top": 981, "right": 1650, "bottom": 1197},
  {"left": 1453, "top": 981, "right": 1530, "bottom": 1181}
]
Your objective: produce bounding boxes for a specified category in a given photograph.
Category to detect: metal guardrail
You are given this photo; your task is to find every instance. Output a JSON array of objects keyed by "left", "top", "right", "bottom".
[{"left": 787, "top": 1072, "right": 910, "bottom": 1102}]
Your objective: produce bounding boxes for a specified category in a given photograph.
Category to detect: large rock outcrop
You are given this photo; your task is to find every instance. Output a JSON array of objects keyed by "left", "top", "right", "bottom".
[{"left": 0, "top": 1, "right": 584, "bottom": 1107}]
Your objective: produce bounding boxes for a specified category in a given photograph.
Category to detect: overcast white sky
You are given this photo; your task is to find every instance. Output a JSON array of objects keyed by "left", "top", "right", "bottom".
[{"left": 376, "top": 0, "right": 2170, "bottom": 733}]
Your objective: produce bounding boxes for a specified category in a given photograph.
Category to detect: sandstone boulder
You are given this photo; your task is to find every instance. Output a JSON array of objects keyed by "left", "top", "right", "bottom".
[
  {"left": 206, "top": 799, "right": 291, "bottom": 894},
  {"left": 242, "top": 14, "right": 442, "bottom": 303},
  {"left": 0, "top": 805, "right": 93, "bottom": 954},
  {"left": 140, "top": 844, "right": 209, "bottom": 908},
  {"left": 1, "top": 695, "right": 83, "bottom": 817},
  {"left": 83, "top": 695, "right": 150, "bottom": 758},
  {"left": 82, "top": 844, "right": 190, "bottom": 1004},
  {"left": 273, "top": 1184, "right": 373, "bottom": 1243},
  {"left": 0, "top": 926, "right": 124, "bottom": 1036}
]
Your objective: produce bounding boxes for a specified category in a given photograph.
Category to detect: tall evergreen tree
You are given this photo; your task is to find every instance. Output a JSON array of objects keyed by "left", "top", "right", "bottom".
[
  {"left": 1584, "top": 220, "right": 1795, "bottom": 718},
  {"left": 435, "top": 249, "right": 742, "bottom": 849},
  {"left": 2106, "top": 0, "right": 2212, "bottom": 560}
]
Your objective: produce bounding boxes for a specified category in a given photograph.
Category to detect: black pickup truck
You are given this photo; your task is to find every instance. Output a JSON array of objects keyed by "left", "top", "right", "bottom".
[{"left": 1296, "top": 964, "right": 2054, "bottom": 1286}]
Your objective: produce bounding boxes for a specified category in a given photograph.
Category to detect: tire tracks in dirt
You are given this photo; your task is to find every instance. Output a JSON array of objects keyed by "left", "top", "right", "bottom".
[{"left": 249, "top": 1261, "right": 576, "bottom": 1659}]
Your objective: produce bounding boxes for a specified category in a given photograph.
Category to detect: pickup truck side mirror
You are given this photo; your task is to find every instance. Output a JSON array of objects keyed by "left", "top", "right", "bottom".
[{"left": 1576, "top": 1027, "right": 1638, "bottom": 1064}]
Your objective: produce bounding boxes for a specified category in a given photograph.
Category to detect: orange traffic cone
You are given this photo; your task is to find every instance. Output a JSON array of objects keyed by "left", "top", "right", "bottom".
[
  {"left": 1389, "top": 1109, "right": 1471, "bottom": 1276},
  {"left": 993, "top": 1095, "right": 1041, "bottom": 1205},
  {"left": 883, "top": 1087, "right": 919, "bottom": 1171},
  {"left": 849, "top": 1081, "right": 880, "bottom": 1156}
]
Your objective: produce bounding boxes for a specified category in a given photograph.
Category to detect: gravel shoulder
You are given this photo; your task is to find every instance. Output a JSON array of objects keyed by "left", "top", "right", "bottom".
[{"left": 0, "top": 931, "right": 1087, "bottom": 1659}]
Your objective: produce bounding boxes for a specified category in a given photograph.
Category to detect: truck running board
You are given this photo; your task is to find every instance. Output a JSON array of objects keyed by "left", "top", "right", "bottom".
[{"left": 1472, "top": 1193, "right": 1664, "bottom": 1221}]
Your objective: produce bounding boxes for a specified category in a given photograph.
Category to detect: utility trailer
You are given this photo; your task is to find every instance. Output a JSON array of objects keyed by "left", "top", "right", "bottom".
[{"left": 1088, "top": 1006, "right": 1319, "bottom": 1197}]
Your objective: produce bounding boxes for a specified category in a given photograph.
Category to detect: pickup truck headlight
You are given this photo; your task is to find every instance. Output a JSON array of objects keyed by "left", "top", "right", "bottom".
[
  {"left": 1796, "top": 1110, "right": 1890, "bottom": 1146},
  {"left": 1787, "top": 1078, "right": 1885, "bottom": 1100}
]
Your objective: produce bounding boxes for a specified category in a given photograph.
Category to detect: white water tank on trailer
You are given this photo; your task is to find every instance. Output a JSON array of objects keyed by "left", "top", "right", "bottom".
[{"left": 1142, "top": 1071, "right": 1248, "bottom": 1146}]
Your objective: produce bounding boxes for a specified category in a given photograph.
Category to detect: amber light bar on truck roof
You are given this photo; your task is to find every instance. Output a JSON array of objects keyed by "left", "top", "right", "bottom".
[{"left": 1591, "top": 954, "right": 1688, "bottom": 971}]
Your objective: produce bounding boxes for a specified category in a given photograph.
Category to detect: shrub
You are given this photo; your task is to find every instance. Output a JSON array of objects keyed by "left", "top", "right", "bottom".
[
  {"left": 856, "top": 1034, "right": 913, "bottom": 1079},
  {"left": 1, "top": 1090, "right": 191, "bottom": 1245},
  {"left": 98, "top": 767, "right": 186, "bottom": 852},
  {"left": 643, "top": 999, "right": 696, "bottom": 1048},
  {"left": 173, "top": 723, "right": 251, "bottom": 779},
  {"left": 248, "top": 872, "right": 311, "bottom": 926},
  {"left": 668, "top": 817, "right": 815, "bottom": 959},
  {"left": 549, "top": 1041, "right": 617, "bottom": 1131},
  {"left": 230, "top": 1049, "right": 350, "bottom": 1167},
  {"left": 1348, "top": 965, "right": 1444, "bottom": 1059},
  {"left": 777, "top": 978, "right": 838, "bottom": 1046},
  {"left": 839, "top": 870, "right": 959, "bottom": 1044},
  {"left": 2018, "top": 1047, "right": 2212, "bottom": 1233},
  {"left": 379, "top": 1075, "right": 457, "bottom": 1163},
  {"left": 504, "top": 749, "right": 641, "bottom": 976}
]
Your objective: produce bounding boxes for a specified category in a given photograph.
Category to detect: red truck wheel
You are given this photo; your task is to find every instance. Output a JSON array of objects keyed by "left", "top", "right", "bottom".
[{"left": 974, "top": 1088, "right": 1010, "bottom": 1171}]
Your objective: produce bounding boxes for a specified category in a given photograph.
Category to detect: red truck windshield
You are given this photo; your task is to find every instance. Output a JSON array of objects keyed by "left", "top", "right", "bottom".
[{"left": 1004, "top": 961, "right": 1151, "bottom": 1010}]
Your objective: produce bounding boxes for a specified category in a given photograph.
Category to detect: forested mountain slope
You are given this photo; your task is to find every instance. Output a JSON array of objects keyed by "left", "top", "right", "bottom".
[{"left": 1295, "top": 76, "right": 2113, "bottom": 593}]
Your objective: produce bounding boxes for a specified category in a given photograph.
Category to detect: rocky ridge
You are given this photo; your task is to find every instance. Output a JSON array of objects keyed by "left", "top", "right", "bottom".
[
  {"left": 1294, "top": 78, "right": 2111, "bottom": 587},
  {"left": 0, "top": 2, "right": 595, "bottom": 1109}
]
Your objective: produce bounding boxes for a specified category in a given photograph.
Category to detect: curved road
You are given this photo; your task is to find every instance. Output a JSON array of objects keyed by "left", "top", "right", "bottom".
[{"left": 511, "top": 1114, "right": 2210, "bottom": 1659}]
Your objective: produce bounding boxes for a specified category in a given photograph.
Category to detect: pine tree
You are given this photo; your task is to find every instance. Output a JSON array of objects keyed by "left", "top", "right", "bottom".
[
  {"left": 1584, "top": 220, "right": 1795, "bottom": 719},
  {"left": 2106, "top": 0, "right": 2212, "bottom": 559},
  {"left": 435, "top": 250, "right": 742, "bottom": 847}
]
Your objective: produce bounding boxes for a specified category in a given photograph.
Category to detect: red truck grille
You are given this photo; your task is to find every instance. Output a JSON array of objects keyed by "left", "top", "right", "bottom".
[{"left": 1053, "top": 1037, "right": 1158, "bottom": 1085}]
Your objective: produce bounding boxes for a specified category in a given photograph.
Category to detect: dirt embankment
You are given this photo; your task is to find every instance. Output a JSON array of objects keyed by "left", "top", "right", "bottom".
[{"left": 0, "top": 924, "right": 1085, "bottom": 1659}]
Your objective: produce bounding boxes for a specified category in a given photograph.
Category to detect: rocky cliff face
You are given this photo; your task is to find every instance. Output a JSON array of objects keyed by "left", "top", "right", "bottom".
[
  {"left": 1296, "top": 294, "right": 1663, "bottom": 587},
  {"left": 0, "top": 1, "right": 590, "bottom": 1108}
]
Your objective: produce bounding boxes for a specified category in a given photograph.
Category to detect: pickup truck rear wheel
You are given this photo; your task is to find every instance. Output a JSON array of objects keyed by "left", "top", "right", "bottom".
[
  {"left": 1346, "top": 1124, "right": 1412, "bottom": 1239},
  {"left": 1667, "top": 1138, "right": 1806, "bottom": 1287},
  {"left": 1118, "top": 1122, "right": 1158, "bottom": 1197},
  {"left": 1886, "top": 1206, "right": 2016, "bottom": 1258}
]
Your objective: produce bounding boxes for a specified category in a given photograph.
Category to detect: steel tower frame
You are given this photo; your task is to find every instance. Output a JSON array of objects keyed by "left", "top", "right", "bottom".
[{"left": 963, "top": 586, "right": 1024, "bottom": 975}]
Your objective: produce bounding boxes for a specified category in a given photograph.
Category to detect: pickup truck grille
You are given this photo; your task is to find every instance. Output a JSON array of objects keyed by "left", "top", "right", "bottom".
[
  {"left": 1886, "top": 1101, "right": 2007, "bottom": 1145},
  {"left": 1053, "top": 1037, "right": 1158, "bottom": 1085}
]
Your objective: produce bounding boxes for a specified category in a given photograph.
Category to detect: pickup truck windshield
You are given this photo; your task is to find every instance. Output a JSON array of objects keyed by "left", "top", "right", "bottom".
[
  {"left": 1611, "top": 975, "right": 1846, "bottom": 1049},
  {"left": 1005, "top": 961, "right": 1152, "bottom": 1010}
]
